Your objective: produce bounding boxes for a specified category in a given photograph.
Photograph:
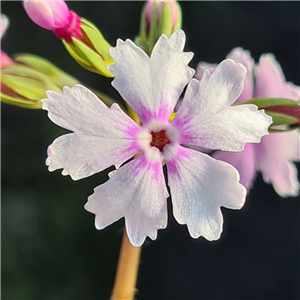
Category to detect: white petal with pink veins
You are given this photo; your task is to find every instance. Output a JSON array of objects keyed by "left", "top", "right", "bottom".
[
  {"left": 108, "top": 30, "right": 194, "bottom": 124},
  {"left": 43, "top": 85, "right": 141, "bottom": 180},
  {"left": 166, "top": 147, "right": 246, "bottom": 241},
  {"left": 173, "top": 60, "right": 272, "bottom": 150},
  {"left": 85, "top": 154, "right": 169, "bottom": 246}
]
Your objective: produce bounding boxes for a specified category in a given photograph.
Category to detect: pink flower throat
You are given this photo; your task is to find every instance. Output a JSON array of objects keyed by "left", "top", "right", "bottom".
[{"left": 150, "top": 130, "right": 170, "bottom": 152}]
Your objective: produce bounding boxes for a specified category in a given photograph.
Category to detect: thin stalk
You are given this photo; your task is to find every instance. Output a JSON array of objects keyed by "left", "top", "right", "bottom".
[{"left": 111, "top": 229, "right": 141, "bottom": 300}]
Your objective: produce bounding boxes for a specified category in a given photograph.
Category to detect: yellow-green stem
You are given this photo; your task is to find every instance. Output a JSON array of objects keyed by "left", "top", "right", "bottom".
[{"left": 111, "top": 229, "right": 141, "bottom": 300}]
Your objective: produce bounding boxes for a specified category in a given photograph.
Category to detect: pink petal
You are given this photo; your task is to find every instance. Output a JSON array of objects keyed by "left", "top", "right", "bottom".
[
  {"left": 254, "top": 131, "right": 300, "bottom": 197},
  {"left": 196, "top": 48, "right": 255, "bottom": 103},
  {"left": 255, "top": 54, "right": 300, "bottom": 100},
  {"left": 226, "top": 47, "right": 254, "bottom": 102},
  {"left": 166, "top": 147, "right": 246, "bottom": 241},
  {"left": 213, "top": 143, "right": 256, "bottom": 191},
  {"left": 42, "top": 85, "right": 141, "bottom": 180},
  {"left": 108, "top": 30, "right": 194, "bottom": 124},
  {"left": 85, "top": 154, "right": 169, "bottom": 247},
  {"left": 195, "top": 61, "right": 217, "bottom": 80},
  {"left": 23, "top": 0, "right": 69, "bottom": 30},
  {"left": 0, "top": 13, "right": 9, "bottom": 38},
  {"left": 1, "top": 51, "right": 13, "bottom": 69}
]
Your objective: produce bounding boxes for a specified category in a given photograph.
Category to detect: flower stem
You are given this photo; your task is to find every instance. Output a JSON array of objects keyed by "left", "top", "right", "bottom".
[{"left": 111, "top": 229, "right": 141, "bottom": 300}]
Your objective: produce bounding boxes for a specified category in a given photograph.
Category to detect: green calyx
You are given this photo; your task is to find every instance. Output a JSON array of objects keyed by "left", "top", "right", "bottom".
[{"left": 62, "top": 18, "right": 114, "bottom": 77}]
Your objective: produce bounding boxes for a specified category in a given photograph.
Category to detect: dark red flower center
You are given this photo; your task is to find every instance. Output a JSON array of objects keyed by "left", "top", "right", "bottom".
[{"left": 150, "top": 130, "right": 170, "bottom": 152}]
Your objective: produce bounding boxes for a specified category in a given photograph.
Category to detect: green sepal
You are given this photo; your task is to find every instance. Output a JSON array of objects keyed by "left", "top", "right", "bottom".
[
  {"left": 2, "top": 64, "right": 48, "bottom": 80},
  {"left": 1, "top": 92, "right": 42, "bottom": 109},
  {"left": 137, "top": 5, "right": 148, "bottom": 45},
  {"left": 237, "top": 97, "right": 300, "bottom": 108},
  {"left": 158, "top": 4, "right": 173, "bottom": 37},
  {"left": 267, "top": 111, "right": 299, "bottom": 127},
  {"left": 1, "top": 73, "right": 48, "bottom": 101},
  {"left": 147, "top": 7, "right": 159, "bottom": 56},
  {"left": 71, "top": 37, "right": 113, "bottom": 77},
  {"left": 80, "top": 18, "right": 113, "bottom": 63},
  {"left": 62, "top": 39, "right": 95, "bottom": 71},
  {"left": 172, "top": 5, "right": 182, "bottom": 32},
  {"left": 268, "top": 127, "right": 300, "bottom": 133},
  {"left": 14, "top": 54, "right": 78, "bottom": 87}
]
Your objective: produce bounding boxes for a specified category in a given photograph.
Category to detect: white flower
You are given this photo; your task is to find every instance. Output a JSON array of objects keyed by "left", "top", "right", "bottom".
[{"left": 42, "top": 30, "right": 272, "bottom": 246}]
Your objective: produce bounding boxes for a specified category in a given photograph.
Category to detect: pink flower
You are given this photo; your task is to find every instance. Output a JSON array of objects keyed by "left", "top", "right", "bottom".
[
  {"left": 23, "top": 0, "right": 82, "bottom": 42},
  {"left": 196, "top": 48, "right": 300, "bottom": 197},
  {"left": 42, "top": 31, "right": 271, "bottom": 246}
]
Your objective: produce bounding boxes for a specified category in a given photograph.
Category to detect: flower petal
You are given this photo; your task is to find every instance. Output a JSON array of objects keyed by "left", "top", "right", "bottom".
[
  {"left": 195, "top": 62, "right": 217, "bottom": 80},
  {"left": 173, "top": 60, "right": 272, "bottom": 151},
  {"left": 195, "top": 48, "right": 255, "bottom": 103},
  {"left": 108, "top": 30, "right": 194, "bottom": 124},
  {"left": 85, "top": 154, "right": 169, "bottom": 246},
  {"left": 23, "top": 0, "right": 69, "bottom": 30},
  {"left": 0, "top": 13, "right": 9, "bottom": 38},
  {"left": 226, "top": 47, "right": 254, "bottom": 102},
  {"left": 166, "top": 147, "right": 246, "bottom": 240},
  {"left": 213, "top": 143, "right": 256, "bottom": 191},
  {"left": 254, "top": 131, "right": 300, "bottom": 197},
  {"left": 175, "top": 59, "right": 247, "bottom": 125},
  {"left": 255, "top": 54, "right": 300, "bottom": 100},
  {"left": 43, "top": 85, "right": 141, "bottom": 180}
]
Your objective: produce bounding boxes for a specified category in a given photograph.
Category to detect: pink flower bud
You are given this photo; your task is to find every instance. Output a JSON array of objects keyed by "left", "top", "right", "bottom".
[
  {"left": 145, "top": 0, "right": 180, "bottom": 27},
  {"left": 53, "top": 11, "right": 82, "bottom": 42},
  {"left": 23, "top": 0, "right": 83, "bottom": 43},
  {"left": 1, "top": 51, "right": 14, "bottom": 69},
  {"left": 23, "top": 0, "right": 70, "bottom": 30}
]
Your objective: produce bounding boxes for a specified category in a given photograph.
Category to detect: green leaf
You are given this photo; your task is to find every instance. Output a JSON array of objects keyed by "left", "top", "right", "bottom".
[
  {"left": 267, "top": 111, "right": 299, "bottom": 126},
  {"left": 236, "top": 97, "right": 299, "bottom": 108}
]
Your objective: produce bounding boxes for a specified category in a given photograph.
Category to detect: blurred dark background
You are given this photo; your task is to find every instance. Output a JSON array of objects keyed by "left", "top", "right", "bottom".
[{"left": 1, "top": 1, "right": 300, "bottom": 300}]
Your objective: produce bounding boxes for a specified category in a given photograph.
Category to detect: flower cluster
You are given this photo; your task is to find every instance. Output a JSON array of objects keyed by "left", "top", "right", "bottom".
[{"left": 1, "top": 1, "right": 299, "bottom": 248}]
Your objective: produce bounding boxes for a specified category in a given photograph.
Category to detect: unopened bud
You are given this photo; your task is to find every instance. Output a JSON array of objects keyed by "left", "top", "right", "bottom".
[
  {"left": 1, "top": 54, "right": 78, "bottom": 109},
  {"left": 23, "top": 0, "right": 83, "bottom": 43},
  {"left": 62, "top": 18, "right": 114, "bottom": 77},
  {"left": 135, "top": 0, "right": 182, "bottom": 55}
]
